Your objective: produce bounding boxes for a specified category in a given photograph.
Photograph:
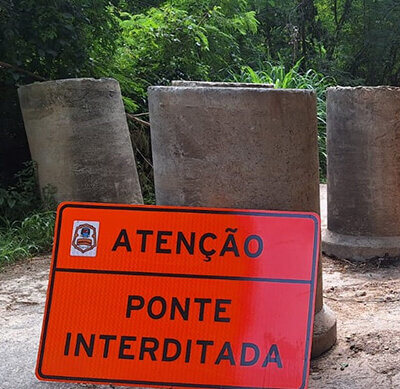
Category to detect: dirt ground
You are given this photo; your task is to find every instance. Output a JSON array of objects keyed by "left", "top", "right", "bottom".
[
  {"left": 309, "top": 256, "right": 400, "bottom": 388},
  {"left": 1, "top": 254, "right": 399, "bottom": 389}
]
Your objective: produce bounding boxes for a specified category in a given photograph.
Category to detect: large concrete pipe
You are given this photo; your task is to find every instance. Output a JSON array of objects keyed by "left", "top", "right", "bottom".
[
  {"left": 148, "top": 83, "right": 336, "bottom": 357},
  {"left": 323, "top": 86, "right": 400, "bottom": 260},
  {"left": 18, "top": 78, "right": 143, "bottom": 204}
]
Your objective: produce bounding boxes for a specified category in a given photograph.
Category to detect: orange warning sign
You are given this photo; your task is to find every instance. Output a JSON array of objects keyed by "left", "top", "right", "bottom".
[{"left": 36, "top": 202, "right": 320, "bottom": 389}]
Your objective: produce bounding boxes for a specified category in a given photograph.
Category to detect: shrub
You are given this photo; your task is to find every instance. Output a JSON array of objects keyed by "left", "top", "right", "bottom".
[
  {"left": 0, "top": 211, "right": 55, "bottom": 266},
  {"left": 0, "top": 162, "right": 56, "bottom": 267},
  {"left": 102, "top": 1, "right": 259, "bottom": 108}
]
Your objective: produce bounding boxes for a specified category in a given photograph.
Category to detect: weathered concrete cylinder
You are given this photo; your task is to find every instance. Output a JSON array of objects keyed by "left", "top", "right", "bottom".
[
  {"left": 149, "top": 84, "right": 336, "bottom": 357},
  {"left": 18, "top": 78, "right": 143, "bottom": 204},
  {"left": 323, "top": 86, "right": 400, "bottom": 260}
]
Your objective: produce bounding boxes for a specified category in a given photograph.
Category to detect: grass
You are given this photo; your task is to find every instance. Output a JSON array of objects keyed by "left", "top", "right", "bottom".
[
  {"left": 0, "top": 162, "right": 56, "bottom": 268},
  {"left": 0, "top": 211, "right": 55, "bottom": 267}
]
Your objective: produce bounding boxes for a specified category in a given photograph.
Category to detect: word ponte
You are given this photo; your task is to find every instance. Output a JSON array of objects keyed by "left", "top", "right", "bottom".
[{"left": 36, "top": 202, "right": 320, "bottom": 389}]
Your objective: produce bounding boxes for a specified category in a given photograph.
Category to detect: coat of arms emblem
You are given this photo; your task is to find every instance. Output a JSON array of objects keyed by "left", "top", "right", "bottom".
[{"left": 70, "top": 221, "right": 100, "bottom": 257}]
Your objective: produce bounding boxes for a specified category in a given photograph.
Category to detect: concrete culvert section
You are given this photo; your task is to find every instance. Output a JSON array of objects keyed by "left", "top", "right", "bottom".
[
  {"left": 323, "top": 86, "right": 400, "bottom": 260},
  {"left": 148, "top": 84, "right": 337, "bottom": 358},
  {"left": 18, "top": 78, "right": 143, "bottom": 204}
]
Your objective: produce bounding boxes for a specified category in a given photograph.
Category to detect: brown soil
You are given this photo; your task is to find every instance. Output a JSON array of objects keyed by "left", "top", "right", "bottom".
[{"left": 309, "top": 256, "right": 400, "bottom": 388}]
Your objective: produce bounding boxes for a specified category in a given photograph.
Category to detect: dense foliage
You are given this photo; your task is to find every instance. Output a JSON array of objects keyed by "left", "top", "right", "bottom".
[
  {"left": 2, "top": 1, "right": 400, "bottom": 176},
  {"left": 102, "top": 0, "right": 259, "bottom": 109},
  {"left": 0, "top": 163, "right": 55, "bottom": 266},
  {"left": 1, "top": 0, "right": 399, "bottom": 263},
  {"left": 0, "top": 0, "right": 118, "bottom": 82},
  {"left": 2, "top": 1, "right": 400, "bottom": 103}
]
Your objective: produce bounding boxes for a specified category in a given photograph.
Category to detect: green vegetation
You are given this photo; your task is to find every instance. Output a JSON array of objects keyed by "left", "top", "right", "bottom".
[
  {"left": 0, "top": 163, "right": 55, "bottom": 267},
  {"left": 0, "top": 211, "right": 55, "bottom": 265},
  {"left": 1, "top": 0, "right": 399, "bottom": 264}
]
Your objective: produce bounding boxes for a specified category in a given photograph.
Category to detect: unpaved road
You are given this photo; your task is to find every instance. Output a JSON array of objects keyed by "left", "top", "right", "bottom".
[
  {"left": 1, "top": 255, "right": 399, "bottom": 388},
  {"left": 0, "top": 256, "right": 124, "bottom": 389},
  {"left": 1, "top": 185, "right": 400, "bottom": 388},
  {"left": 310, "top": 257, "right": 400, "bottom": 388}
]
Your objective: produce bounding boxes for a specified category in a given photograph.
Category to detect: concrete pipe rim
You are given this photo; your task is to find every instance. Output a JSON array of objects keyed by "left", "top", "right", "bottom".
[
  {"left": 148, "top": 85, "right": 317, "bottom": 95},
  {"left": 327, "top": 85, "right": 400, "bottom": 92},
  {"left": 171, "top": 80, "right": 274, "bottom": 88},
  {"left": 18, "top": 77, "right": 119, "bottom": 91}
]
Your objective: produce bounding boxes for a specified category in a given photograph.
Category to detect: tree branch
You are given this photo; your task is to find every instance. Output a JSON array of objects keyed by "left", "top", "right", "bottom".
[
  {"left": 126, "top": 113, "right": 150, "bottom": 127},
  {"left": 0, "top": 61, "right": 47, "bottom": 81}
]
